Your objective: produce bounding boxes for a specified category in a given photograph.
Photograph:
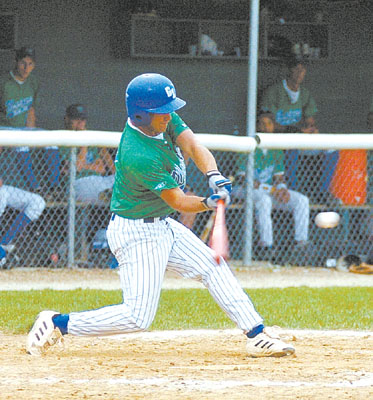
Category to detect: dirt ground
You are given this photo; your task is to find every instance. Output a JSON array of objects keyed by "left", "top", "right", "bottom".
[{"left": 0, "top": 266, "right": 372, "bottom": 399}]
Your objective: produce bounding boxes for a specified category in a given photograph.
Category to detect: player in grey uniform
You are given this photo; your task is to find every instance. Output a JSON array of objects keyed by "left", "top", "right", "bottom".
[{"left": 27, "top": 73, "right": 295, "bottom": 358}]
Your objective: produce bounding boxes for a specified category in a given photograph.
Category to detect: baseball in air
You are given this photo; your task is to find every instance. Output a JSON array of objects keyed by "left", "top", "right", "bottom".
[{"left": 315, "top": 212, "right": 340, "bottom": 228}]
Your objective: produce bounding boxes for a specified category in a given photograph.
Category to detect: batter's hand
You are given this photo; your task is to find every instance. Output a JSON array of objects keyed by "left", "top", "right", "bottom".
[
  {"left": 202, "top": 192, "right": 230, "bottom": 209},
  {"left": 206, "top": 170, "right": 232, "bottom": 194}
]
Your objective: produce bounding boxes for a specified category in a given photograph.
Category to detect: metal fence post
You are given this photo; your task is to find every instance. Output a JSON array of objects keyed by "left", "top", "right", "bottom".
[
  {"left": 243, "top": 0, "right": 260, "bottom": 266},
  {"left": 67, "top": 147, "right": 77, "bottom": 267}
]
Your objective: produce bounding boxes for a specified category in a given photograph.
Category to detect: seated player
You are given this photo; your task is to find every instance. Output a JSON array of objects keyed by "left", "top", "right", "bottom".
[
  {"left": 0, "top": 176, "right": 45, "bottom": 268},
  {"left": 232, "top": 112, "right": 310, "bottom": 261},
  {"left": 60, "top": 104, "right": 116, "bottom": 205}
]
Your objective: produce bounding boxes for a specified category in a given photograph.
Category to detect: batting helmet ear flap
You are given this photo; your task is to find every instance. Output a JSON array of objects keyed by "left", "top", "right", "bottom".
[
  {"left": 132, "top": 111, "right": 152, "bottom": 126},
  {"left": 126, "top": 73, "right": 186, "bottom": 126}
]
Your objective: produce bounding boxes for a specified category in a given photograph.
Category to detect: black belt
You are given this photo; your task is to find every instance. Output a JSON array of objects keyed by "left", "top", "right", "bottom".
[
  {"left": 111, "top": 213, "right": 167, "bottom": 223},
  {"left": 143, "top": 216, "right": 167, "bottom": 223}
]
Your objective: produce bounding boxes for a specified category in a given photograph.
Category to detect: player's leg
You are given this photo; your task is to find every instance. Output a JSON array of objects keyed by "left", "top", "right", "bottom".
[
  {"left": 0, "top": 185, "right": 45, "bottom": 245},
  {"left": 166, "top": 218, "right": 295, "bottom": 357},
  {"left": 274, "top": 189, "right": 309, "bottom": 243},
  {"left": 253, "top": 188, "right": 273, "bottom": 247},
  {"left": 74, "top": 175, "right": 114, "bottom": 205},
  {"left": 319, "top": 150, "right": 339, "bottom": 194},
  {"left": 166, "top": 218, "right": 263, "bottom": 330},
  {"left": 44, "top": 147, "right": 61, "bottom": 190},
  {"left": 59, "top": 216, "right": 172, "bottom": 336},
  {"left": 16, "top": 148, "right": 39, "bottom": 190},
  {"left": 284, "top": 149, "right": 299, "bottom": 190}
]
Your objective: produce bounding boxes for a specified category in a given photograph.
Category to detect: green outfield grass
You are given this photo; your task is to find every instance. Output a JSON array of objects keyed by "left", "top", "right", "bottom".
[{"left": 0, "top": 287, "right": 372, "bottom": 334}]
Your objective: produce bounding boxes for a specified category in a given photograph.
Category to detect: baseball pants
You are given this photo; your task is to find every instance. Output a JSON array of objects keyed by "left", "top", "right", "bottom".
[
  {"left": 0, "top": 185, "right": 45, "bottom": 220},
  {"left": 74, "top": 175, "right": 115, "bottom": 205},
  {"left": 67, "top": 214, "right": 263, "bottom": 336},
  {"left": 254, "top": 186, "right": 309, "bottom": 247}
]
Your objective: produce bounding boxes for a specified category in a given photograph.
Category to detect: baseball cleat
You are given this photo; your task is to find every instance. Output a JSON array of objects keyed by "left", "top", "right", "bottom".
[
  {"left": 246, "top": 327, "right": 295, "bottom": 358},
  {"left": 26, "top": 311, "right": 63, "bottom": 356}
]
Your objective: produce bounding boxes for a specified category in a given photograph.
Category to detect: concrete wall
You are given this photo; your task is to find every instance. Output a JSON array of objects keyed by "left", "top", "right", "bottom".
[{"left": 0, "top": 0, "right": 372, "bottom": 134}]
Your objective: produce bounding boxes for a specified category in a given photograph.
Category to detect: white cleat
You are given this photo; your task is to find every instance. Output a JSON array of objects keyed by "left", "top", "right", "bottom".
[
  {"left": 26, "top": 311, "right": 63, "bottom": 356},
  {"left": 246, "top": 327, "right": 295, "bottom": 358}
]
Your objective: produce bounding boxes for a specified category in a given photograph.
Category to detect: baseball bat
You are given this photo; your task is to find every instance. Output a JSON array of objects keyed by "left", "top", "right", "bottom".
[
  {"left": 209, "top": 199, "right": 229, "bottom": 264},
  {"left": 200, "top": 210, "right": 216, "bottom": 243}
]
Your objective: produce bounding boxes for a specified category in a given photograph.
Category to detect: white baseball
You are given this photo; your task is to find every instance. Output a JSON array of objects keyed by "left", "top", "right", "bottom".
[{"left": 315, "top": 212, "right": 340, "bottom": 228}]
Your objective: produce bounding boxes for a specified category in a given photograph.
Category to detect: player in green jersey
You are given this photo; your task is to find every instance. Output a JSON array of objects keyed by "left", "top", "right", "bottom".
[
  {"left": 232, "top": 112, "right": 310, "bottom": 263},
  {"left": 0, "top": 47, "right": 60, "bottom": 194},
  {"left": 27, "top": 73, "right": 295, "bottom": 359},
  {"left": 261, "top": 56, "right": 338, "bottom": 205}
]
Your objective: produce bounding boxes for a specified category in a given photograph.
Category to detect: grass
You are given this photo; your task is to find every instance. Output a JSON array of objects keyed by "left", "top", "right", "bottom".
[{"left": 0, "top": 287, "right": 372, "bottom": 334}]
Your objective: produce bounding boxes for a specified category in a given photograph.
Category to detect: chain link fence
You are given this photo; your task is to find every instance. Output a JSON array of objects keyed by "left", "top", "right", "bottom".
[{"left": 0, "top": 142, "right": 372, "bottom": 269}]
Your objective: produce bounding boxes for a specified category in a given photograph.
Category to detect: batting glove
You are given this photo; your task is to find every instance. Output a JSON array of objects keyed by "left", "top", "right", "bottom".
[
  {"left": 202, "top": 192, "right": 231, "bottom": 209},
  {"left": 206, "top": 170, "right": 232, "bottom": 194}
]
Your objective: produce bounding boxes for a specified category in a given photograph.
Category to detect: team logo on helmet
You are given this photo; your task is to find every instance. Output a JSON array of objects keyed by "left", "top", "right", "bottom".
[{"left": 165, "top": 86, "right": 176, "bottom": 99}]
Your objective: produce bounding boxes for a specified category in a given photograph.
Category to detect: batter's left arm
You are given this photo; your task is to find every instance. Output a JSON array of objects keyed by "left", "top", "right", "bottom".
[
  {"left": 176, "top": 129, "right": 217, "bottom": 174},
  {"left": 177, "top": 128, "right": 232, "bottom": 195}
]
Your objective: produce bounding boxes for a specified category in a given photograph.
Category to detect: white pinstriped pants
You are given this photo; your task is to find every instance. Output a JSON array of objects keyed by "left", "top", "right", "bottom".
[{"left": 67, "top": 214, "right": 263, "bottom": 336}]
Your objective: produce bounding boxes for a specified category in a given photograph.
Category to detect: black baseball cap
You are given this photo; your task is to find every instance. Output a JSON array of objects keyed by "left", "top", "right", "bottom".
[
  {"left": 15, "top": 47, "right": 35, "bottom": 61},
  {"left": 284, "top": 55, "right": 306, "bottom": 69},
  {"left": 65, "top": 104, "right": 87, "bottom": 119}
]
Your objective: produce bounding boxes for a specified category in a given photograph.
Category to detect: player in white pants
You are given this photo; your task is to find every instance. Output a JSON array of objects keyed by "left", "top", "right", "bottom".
[
  {"left": 232, "top": 112, "right": 310, "bottom": 257},
  {"left": 27, "top": 73, "right": 295, "bottom": 358},
  {"left": 0, "top": 179, "right": 45, "bottom": 266},
  {"left": 253, "top": 184, "right": 309, "bottom": 247},
  {"left": 74, "top": 174, "right": 115, "bottom": 205}
]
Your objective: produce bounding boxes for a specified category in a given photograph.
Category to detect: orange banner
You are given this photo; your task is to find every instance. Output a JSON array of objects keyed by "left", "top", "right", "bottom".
[{"left": 330, "top": 150, "right": 367, "bottom": 205}]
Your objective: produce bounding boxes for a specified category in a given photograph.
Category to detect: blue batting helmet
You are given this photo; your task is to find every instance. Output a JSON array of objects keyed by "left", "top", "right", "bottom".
[{"left": 126, "top": 73, "right": 186, "bottom": 126}]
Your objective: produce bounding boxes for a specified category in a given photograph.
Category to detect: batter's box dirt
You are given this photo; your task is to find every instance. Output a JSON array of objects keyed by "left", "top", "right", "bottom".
[{"left": 0, "top": 329, "right": 372, "bottom": 399}]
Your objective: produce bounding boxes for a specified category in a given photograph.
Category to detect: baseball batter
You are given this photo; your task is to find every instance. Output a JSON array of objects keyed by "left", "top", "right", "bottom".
[{"left": 27, "top": 73, "right": 295, "bottom": 358}]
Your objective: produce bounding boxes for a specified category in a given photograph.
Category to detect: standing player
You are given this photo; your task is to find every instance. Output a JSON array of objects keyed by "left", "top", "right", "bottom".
[
  {"left": 261, "top": 56, "right": 338, "bottom": 204},
  {"left": 0, "top": 47, "right": 60, "bottom": 194},
  {"left": 27, "top": 73, "right": 295, "bottom": 358}
]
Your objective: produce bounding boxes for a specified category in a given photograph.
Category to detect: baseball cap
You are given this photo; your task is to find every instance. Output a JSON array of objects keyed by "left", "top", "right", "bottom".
[
  {"left": 284, "top": 55, "right": 306, "bottom": 69},
  {"left": 65, "top": 104, "right": 87, "bottom": 119},
  {"left": 15, "top": 47, "right": 36, "bottom": 61}
]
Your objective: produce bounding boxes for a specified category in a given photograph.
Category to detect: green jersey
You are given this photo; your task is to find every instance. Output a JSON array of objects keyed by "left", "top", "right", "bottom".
[
  {"left": 237, "top": 148, "right": 284, "bottom": 185},
  {"left": 111, "top": 112, "right": 188, "bottom": 218},
  {"left": 261, "top": 80, "right": 317, "bottom": 127},
  {"left": 60, "top": 146, "right": 102, "bottom": 178},
  {"left": 0, "top": 72, "right": 39, "bottom": 127}
]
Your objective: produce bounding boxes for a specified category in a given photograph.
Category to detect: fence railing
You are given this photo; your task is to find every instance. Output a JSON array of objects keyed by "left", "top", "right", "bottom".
[{"left": 0, "top": 128, "right": 372, "bottom": 269}]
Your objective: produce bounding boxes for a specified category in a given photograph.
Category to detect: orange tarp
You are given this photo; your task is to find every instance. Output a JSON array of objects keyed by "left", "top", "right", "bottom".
[{"left": 330, "top": 150, "right": 367, "bottom": 205}]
